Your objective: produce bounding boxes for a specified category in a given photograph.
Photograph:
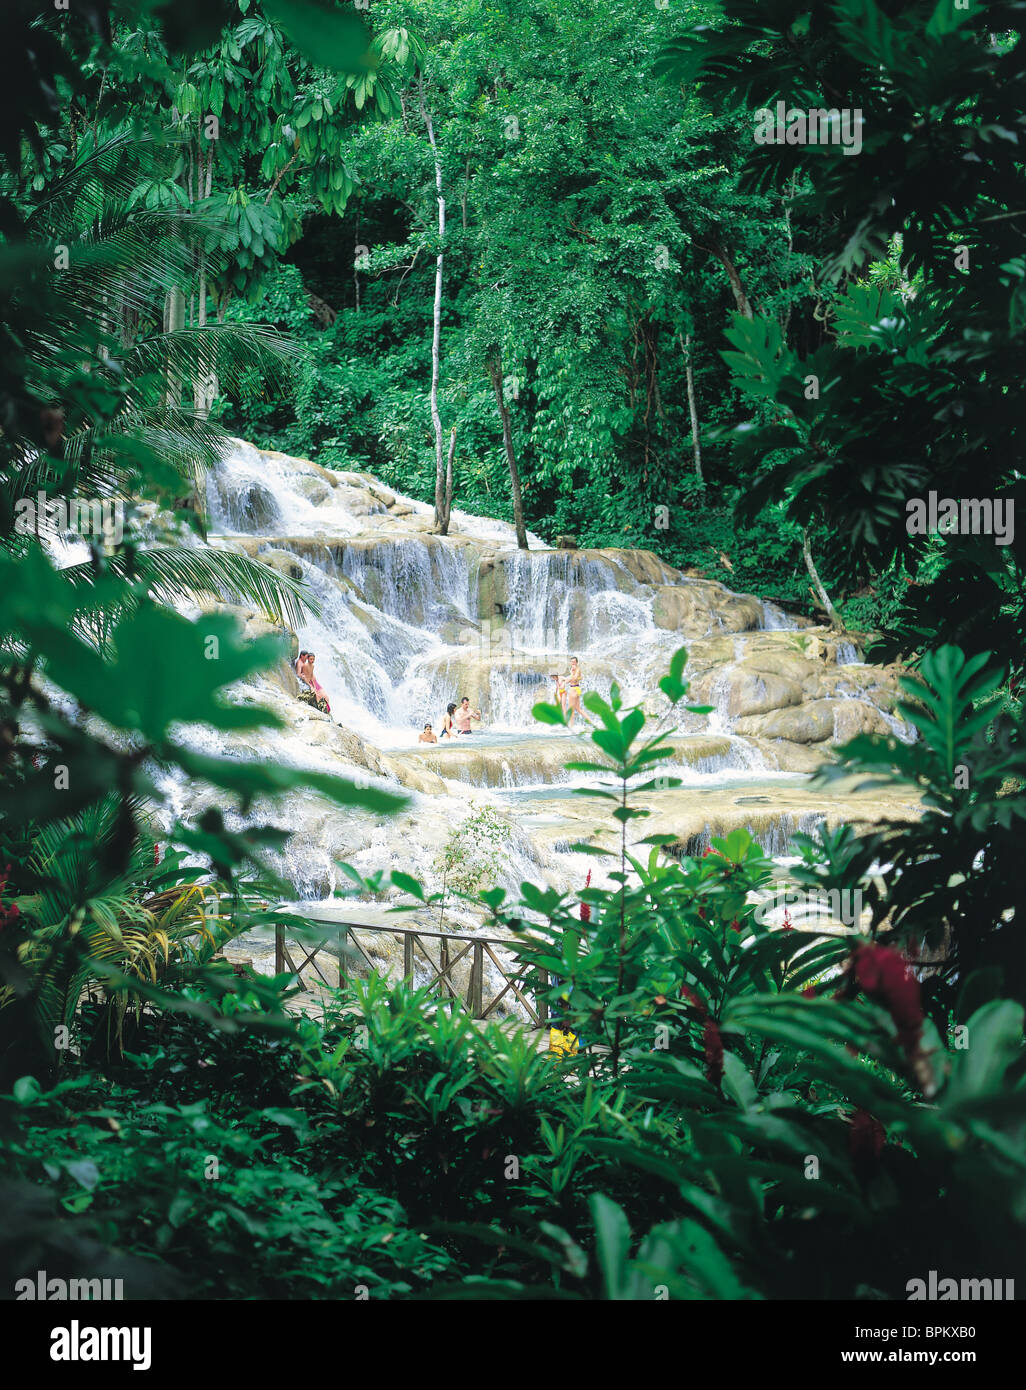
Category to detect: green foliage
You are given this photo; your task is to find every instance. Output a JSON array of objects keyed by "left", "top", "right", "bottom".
[
  {"left": 0, "top": 0, "right": 406, "bottom": 1093},
  {"left": 4, "top": 645, "right": 1024, "bottom": 1299},
  {"left": 220, "top": 0, "right": 816, "bottom": 596},
  {"left": 660, "top": 0, "right": 1026, "bottom": 660},
  {"left": 815, "top": 645, "right": 1026, "bottom": 1013},
  {"left": 433, "top": 801, "right": 513, "bottom": 927},
  {"left": 2, "top": 0, "right": 1023, "bottom": 1307}
]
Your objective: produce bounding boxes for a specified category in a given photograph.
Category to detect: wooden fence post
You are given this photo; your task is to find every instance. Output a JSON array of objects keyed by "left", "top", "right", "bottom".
[
  {"left": 338, "top": 925, "right": 348, "bottom": 988},
  {"left": 404, "top": 932, "right": 414, "bottom": 982},
  {"left": 470, "top": 941, "right": 484, "bottom": 1017},
  {"left": 537, "top": 969, "right": 549, "bottom": 1024},
  {"left": 274, "top": 922, "right": 284, "bottom": 976}
]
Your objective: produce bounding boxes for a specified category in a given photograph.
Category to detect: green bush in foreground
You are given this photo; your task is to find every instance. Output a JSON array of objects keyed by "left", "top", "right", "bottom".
[{"left": 2, "top": 646, "right": 1024, "bottom": 1299}]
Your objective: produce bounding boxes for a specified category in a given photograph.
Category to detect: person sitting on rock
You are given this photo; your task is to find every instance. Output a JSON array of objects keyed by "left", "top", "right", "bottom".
[
  {"left": 453, "top": 695, "right": 481, "bottom": 734},
  {"left": 296, "top": 650, "right": 331, "bottom": 716},
  {"left": 419, "top": 723, "right": 438, "bottom": 744}
]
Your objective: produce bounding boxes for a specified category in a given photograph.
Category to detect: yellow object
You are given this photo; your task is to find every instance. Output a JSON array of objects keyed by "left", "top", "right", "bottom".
[{"left": 548, "top": 1026, "right": 579, "bottom": 1057}]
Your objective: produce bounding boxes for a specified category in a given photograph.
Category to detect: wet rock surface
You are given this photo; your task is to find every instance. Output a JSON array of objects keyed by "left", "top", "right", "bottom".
[{"left": 181, "top": 440, "right": 919, "bottom": 925}]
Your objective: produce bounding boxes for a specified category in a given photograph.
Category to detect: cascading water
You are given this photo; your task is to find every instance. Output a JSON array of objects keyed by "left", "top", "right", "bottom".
[
  {"left": 177, "top": 440, "right": 917, "bottom": 924},
  {"left": 759, "top": 600, "right": 800, "bottom": 631}
]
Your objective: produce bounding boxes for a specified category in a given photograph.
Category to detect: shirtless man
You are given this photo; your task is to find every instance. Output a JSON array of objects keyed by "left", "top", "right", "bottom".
[
  {"left": 419, "top": 723, "right": 438, "bottom": 744},
  {"left": 296, "top": 650, "right": 331, "bottom": 715},
  {"left": 453, "top": 696, "right": 481, "bottom": 734}
]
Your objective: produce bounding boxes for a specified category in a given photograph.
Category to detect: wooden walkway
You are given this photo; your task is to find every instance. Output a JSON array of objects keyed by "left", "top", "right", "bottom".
[{"left": 269, "top": 917, "right": 553, "bottom": 1025}]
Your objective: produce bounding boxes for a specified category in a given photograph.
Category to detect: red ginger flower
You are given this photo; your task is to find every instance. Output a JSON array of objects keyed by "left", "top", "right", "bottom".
[
  {"left": 579, "top": 870, "right": 591, "bottom": 923},
  {"left": 849, "top": 1108, "right": 886, "bottom": 1179},
  {"left": 679, "top": 984, "right": 708, "bottom": 1019},
  {"left": 0, "top": 867, "right": 20, "bottom": 934},
  {"left": 702, "top": 1019, "right": 724, "bottom": 1088},
  {"left": 852, "top": 943, "right": 923, "bottom": 1058}
]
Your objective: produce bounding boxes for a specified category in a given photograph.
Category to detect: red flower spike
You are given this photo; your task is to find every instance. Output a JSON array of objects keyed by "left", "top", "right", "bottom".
[
  {"left": 849, "top": 1108, "right": 886, "bottom": 1179},
  {"left": 852, "top": 944, "right": 924, "bottom": 1060},
  {"left": 679, "top": 984, "right": 708, "bottom": 1019},
  {"left": 702, "top": 1019, "right": 724, "bottom": 1088},
  {"left": 579, "top": 870, "right": 592, "bottom": 923}
]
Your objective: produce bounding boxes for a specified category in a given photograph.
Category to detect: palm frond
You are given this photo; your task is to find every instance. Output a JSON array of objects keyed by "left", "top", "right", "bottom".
[
  {"left": 24, "top": 131, "right": 172, "bottom": 239},
  {"left": 60, "top": 543, "right": 315, "bottom": 630},
  {"left": 127, "top": 323, "right": 305, "bottom": 398},
  {"left": 62, "top": 407, "right": 234, "bottom": 491}
]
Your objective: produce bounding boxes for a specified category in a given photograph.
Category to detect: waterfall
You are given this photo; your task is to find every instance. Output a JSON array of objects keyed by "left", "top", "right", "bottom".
[
  {"left": 759, "top": 600, "right": 800, "bottom": 631},
  {"left": 166, "top": 439, "right": 919, "bottom": 909}
]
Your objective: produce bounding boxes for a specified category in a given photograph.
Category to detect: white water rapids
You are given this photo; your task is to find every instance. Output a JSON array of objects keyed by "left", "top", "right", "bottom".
[{"left": 138, "top": 440, "right": 918, "bottom": 942}]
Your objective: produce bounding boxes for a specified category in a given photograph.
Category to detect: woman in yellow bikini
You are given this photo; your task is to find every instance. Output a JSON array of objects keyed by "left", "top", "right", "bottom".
[
  {"left": 550, "top": 672, "right": 567, "bottom": 718},
  {"left": 564, "top": 656, "right": 583, "bottom": 728}
]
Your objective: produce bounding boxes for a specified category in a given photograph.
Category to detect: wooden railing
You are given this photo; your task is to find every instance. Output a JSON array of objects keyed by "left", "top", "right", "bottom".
[{"left": 273, "top": 918, "right": 549, "bottom": 1024}]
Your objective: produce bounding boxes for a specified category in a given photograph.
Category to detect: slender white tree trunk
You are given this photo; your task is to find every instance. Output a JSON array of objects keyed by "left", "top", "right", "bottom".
[
  {"left": 488, "top": 351, "right": 528, "bottom": 550},
  {"left": 802, "top": 527, "right": 843, "bottom": 629},
  {"left": 418, "top": 76, "right": 448, "bottom": 530},
  {"left": 164, "top": 286, "right": 185, "bottom": 409},
  {"left": 439, "top": 426, "right": 456, "bottom": 534},
  {"left": 680, "top": 331, "right": 703, "bottom": 484},
  {"left": 193, "top": 251, "right": 217, "bottom": 420},
  {"left": 194, "top": 141, "right": 219, "bottom": 417}
]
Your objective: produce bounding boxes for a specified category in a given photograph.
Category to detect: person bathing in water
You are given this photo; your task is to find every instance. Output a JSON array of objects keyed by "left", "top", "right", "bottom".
[
  {"left": 453, "top": 695, "right": 481, "bottom": 734},
  {"left": 295, "top": 650, "right": 331, "bottom": 716},
  {"left": 419, "top": 723, "right": 438, "bottom": 744},
  {"left": 564, "top": 656, "right": 584, "bottom": 729},
  {"left": 439, "top": 703, "right": 457, "bottom": 738},
  {"left": 551, "top": 672, "right": 567, "bottom": 717}
]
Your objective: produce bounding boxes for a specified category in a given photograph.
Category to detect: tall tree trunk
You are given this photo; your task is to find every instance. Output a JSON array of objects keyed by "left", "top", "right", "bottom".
[
  {"left": 438, "top": 427, "right": 456, "bottom": 535},
  {"left": 354, "top": 217, "right": 362, "bottom": 315},
  {"left": 487, "top": 351, "right": 528, "bottom": 550},
  {"left": 708, "top": 233, "right": 754, "bottom": 319},
  {"left": 680, "top": 331, "right": 703, "bottom": 485},
  {"left": 192, "top": 140, "right": 219, "bottom": 417},
  {"left": 193, "top": 250, "right": 217, "bottom": 420},
  {"left": 802, "top": 527, "right": 843, "bottom": 629},
  {"left": 418, "top": 77, "right": 448, "bottom": 531},
  {"left": 163, "top": 286, "right": 185, "bottom": 409}
]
